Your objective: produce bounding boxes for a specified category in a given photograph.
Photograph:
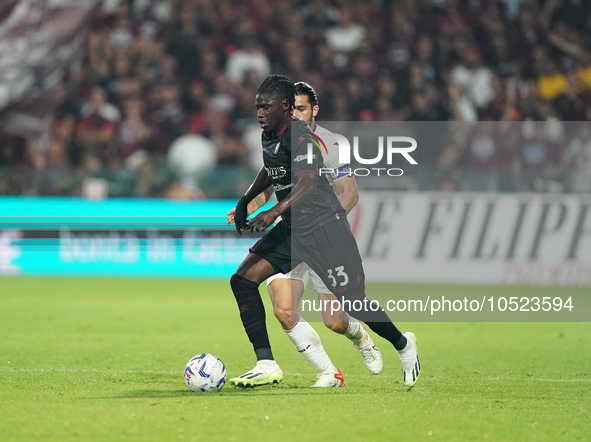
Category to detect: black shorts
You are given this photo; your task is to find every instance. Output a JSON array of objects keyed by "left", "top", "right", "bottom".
[
  {"left": 249, "top": 220, "right": 294, "bottom": 274},
  {"left": 250, "top": 218, "right": 365, "bottom": 300}
]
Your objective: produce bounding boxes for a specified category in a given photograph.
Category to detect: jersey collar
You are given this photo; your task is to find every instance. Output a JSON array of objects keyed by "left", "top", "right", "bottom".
[{"left": 277, "top": 115, "right": 295, "bottom": 136}]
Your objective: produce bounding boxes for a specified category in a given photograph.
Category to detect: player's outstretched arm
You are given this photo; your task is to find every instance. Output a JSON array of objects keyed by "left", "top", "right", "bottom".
[
  {"left": 247, "top": 173, "right": 317, "bottom": 233},
  {"left": 333, "top": 176, "right": 359, "bottom": 214},
  {"left": 234, "top": 168, "right": 272, "bottom": 235}
]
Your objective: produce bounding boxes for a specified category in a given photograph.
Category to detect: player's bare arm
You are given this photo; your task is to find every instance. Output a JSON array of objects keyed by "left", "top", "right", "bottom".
[
  {"left": 333, "top": 176, "right": 358, "bottom": 214},
  {"left": 248, "top": 172, "right": 318, "bottom": 233}
]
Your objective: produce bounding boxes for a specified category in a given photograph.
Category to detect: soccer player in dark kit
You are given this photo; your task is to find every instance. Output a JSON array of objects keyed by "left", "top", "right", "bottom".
[{"left": 228, "top": 74, "right": 420, "bottom": 388}]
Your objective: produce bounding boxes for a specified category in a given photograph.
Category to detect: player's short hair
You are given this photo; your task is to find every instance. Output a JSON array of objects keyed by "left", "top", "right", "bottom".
[
  {"left": 257, "top": 75, "right": 295, "bottom": 109},
  {"left": 294, "top": 82, "right": 319, "bottom": 107}
]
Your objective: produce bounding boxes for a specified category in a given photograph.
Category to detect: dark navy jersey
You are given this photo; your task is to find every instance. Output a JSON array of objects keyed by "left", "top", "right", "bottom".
[{"left": 261, "top": 116, "right": 345, "bottom": 233}]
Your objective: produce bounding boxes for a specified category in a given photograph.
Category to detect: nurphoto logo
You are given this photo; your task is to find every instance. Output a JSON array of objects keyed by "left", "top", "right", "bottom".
[{"left": 306, "top": 134, "right": 418, "bottom": 177}]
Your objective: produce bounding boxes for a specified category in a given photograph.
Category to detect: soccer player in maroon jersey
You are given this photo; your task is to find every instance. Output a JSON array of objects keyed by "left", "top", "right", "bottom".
[
  {"left": 228, "top": 75, "right": 420, "bottom": 388},
  {"left": 228, "top": 82, "right": 382, "bottom": 387}
]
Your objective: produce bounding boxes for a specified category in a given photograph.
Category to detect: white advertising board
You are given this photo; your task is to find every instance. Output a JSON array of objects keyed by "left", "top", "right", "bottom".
[{"left": 352, "top": 192, "right": 591, "bottom": 286}]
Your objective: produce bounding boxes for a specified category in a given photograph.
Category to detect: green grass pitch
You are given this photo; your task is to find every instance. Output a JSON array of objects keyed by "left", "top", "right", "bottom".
[{"left": 0, "top": 277, "right": 589, "bottom": 441}]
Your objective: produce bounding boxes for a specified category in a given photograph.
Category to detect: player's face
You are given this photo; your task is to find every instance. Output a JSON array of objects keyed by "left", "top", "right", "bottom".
[
  {"left": 293, "top": 95, "right": 319, "bottom": 124},
  {"left": 255, "top": 93, "right": 289, "bottom": 132}
]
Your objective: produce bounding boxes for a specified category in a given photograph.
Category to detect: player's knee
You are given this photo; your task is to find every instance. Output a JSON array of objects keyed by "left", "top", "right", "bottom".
[
  {"left": 230, "top": 273, "right": 257, "bottom": 295},
  {"left": 324, "top": 321, "right": 347, "bottom": 334}
]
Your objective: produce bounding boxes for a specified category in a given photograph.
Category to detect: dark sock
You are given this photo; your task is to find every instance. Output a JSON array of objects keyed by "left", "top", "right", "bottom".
[
  {"left": 344, "top": 294, "right": 407, "bottom": 350},
  {"left": 230, "top": 274, "right": 274, "bottom": 360},
  {"left": 255, "top": 348, "right": 274, "bottom": 361},
  {"left": 365, "top": 322, "right": 407, "bottom": 350}
]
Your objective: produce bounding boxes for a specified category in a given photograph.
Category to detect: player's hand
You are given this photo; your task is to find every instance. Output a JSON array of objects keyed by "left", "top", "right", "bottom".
[
  {"left": 229, "top": 205, "right": 256, "bottom": 225},
  {"left": 248, "top": 208, "right": 278, "bottom": 233},
  {"left": 227, "top": 208, "right": 236, "bottom": 226},
  {"left": 234, "top": 199, "right": 249, "bottom": 235}
]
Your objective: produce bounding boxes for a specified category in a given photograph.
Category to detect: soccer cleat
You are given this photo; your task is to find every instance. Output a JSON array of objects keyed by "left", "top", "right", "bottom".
[
  {"left": 311, "top": 366, "right": 344, "bottom": 388},
  {"left": 398, "top": 332, "right": 420, "bottom": 388},
  {"left": 228, "top": 361, "right": 284, "bottom": 388},
  {"left": 354, "top": 325, "right": 383, "bottom": 374}
]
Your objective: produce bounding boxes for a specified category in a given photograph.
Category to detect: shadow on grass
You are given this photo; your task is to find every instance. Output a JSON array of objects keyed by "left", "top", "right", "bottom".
[{"left": 79, "top": 383, "right": 399, "bottom": 400}]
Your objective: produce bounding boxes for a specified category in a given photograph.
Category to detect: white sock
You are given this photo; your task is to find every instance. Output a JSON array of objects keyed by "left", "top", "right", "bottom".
[
  {"left": 343, "top": 314, "right": 364, "bottom": 346},
  {"left": 285, "top": 317, "right": 333, "bottom": 372}
]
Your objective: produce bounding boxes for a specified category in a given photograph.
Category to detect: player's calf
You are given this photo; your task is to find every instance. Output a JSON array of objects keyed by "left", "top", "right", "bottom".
[
  {"left": 323, "top": 321, "right": 348, "bottom": 333},
  {"left": 268, "top": 277, "right": 303, "bottom": 330},
  {"left": 318, "top": 294, "right": 348, "bottom": 334},
  {"left": 230, "top": 274, "right": 274, "bottom": 361},
  {"left": 273, "top": 303, "right": 297, "bottom": 330}
]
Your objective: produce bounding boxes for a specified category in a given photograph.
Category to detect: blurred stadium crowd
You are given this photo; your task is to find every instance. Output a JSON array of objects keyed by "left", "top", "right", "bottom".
[{"left": 1, "top": 0, "right": 591, "bottom": 198}]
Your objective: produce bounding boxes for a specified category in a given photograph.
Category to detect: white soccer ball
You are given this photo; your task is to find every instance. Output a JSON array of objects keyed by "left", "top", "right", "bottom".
[{"left": 184, "top": 353, "right": 227, "bottom": 392}]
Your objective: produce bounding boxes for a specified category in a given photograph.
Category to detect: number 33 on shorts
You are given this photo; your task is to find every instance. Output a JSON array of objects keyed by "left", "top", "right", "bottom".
[{"left": 327, "top": 266, "right": 349, "bottom": 288}]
